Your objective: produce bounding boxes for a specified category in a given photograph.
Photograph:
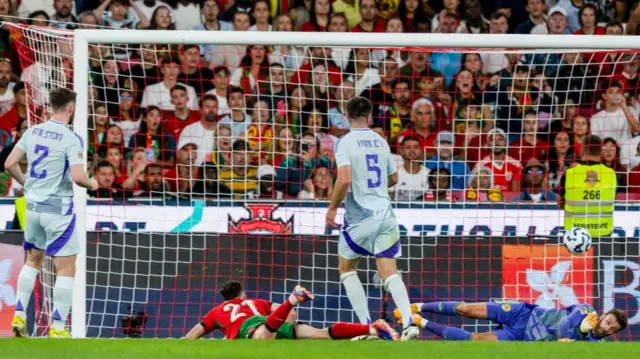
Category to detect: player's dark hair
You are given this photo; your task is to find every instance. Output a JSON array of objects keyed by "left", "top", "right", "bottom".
[
  {"left": 582, "top": 135, "right": 603, "bottom": 158},
  {"left": 49, "top": 87, "right": 77, "bottom": 112},
  {"left": 347, "top": 97, "right": 372, "bottom": 123},
  {"left": 220, "top": 281, "right": 244, "bottom": 301},
  {"left": 607, "top": 308, "right": 628, "bottom": 331}
]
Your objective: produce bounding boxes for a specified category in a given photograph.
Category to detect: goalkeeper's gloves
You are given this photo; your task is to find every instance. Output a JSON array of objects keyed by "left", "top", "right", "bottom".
[
  {"left": 393, "top": 303, "right": 421, "bottom": 323},
  {"left": 580, "top": 312, "right": 599, "bottom": 334},
  {"left": 558, "top": 338, "right": 575, "bottom": 343}
]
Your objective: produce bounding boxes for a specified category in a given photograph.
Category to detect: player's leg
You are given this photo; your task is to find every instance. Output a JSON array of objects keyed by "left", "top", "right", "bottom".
[
  {"left": 252, "top": 285, "right": 314, "bottom": 339},
  {"left": 13, "top": 211, "right": 47, "bottom": 337},
  {"left": 43, "top": 213, "right": 79, "bottom": 338},
  {"left": 295, "top": 320, "right": 399, "bottom": 340},
  {"left": 373, "top": 217, "right": 418, "bottom": 340},
  {"left": 337, "top": 226, "right": 372, "bottom": 324},
  {"left": 412, "top": 314, "right": 504, "bottom": 341}
]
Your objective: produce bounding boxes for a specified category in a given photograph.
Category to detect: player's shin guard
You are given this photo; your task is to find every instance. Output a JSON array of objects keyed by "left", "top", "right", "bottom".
[
  {"left": 328, "top": 322, "right": 371, "bottom": 339},
  {"left": 422, "top": 321, "right": 472, "bottom": 341},
  {"left": 420, "top": 301, "right": 461, "bottom": 316},
  {"left": 265, "top": 301, "right": 295, "bottom": 332},
  {"left": 384, "top": 274, "right": 413, "bottom": 329},
  {"left": 340, "top": 271, "right": 371, "bottom": 324},
  {"left": 52, "top": 276, "right": 73, "bottom": 331},
  {"left": 15, "top": 265, "right": 38, "bottom": 320}
]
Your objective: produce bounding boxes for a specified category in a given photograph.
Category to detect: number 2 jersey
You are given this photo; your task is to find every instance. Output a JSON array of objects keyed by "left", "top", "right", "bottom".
[
  {"left": 200, "top": 298, "right": 272, "bottom": 339},
  {"left": 16, "top": 119, "right": 84, "bottom": 205},
  {"left": 334, "top": 128, "right": 396, "bottom": 226}
]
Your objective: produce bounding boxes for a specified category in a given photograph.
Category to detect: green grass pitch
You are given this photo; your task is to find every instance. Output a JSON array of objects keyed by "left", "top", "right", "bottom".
[{"left": 2, "top": 339, "right": 638, "bottom": 359}]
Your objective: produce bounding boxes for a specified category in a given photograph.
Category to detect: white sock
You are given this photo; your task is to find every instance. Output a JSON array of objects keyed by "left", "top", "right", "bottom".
[
  {"left": 15, "top": 265, "right": 39, "bottom": 320},
  {"left": 52, "top": 276, "right": 74, "bottom": 331},
  {"left": 340, "top": 271, "right": 371, "bottom": 324},
  {"left": 384, "top": 273, "right": 412, "bottom": 329}
]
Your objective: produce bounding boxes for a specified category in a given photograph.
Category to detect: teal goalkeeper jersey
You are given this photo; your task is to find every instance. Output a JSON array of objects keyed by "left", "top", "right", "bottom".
[
  {"left": 16, "top": 119, "right": 84, "bottom": 204},
  {"left": 525, "top": 304, "right": 605, "bottom": 342}
]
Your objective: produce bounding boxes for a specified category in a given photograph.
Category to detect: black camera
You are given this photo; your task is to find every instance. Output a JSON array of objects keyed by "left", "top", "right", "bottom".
[{"left": 121, "top": 305, "right": 147, "bottom": 338}]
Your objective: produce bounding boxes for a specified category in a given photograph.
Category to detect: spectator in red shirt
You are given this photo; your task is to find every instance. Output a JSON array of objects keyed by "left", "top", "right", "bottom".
[
  {"left": 0, "top": 81, "right": 25, "bottom": 135},
  {"left": 299, "top": 0, "right": 331, "bottom": 31},
  {"left": 163, "top": 85, "right": 201, "bottom": 137},
  {"left": 573, "top": 4, "right": 605, "bottom": 35},
  {"left": 395, "top": 98, "right": 439, "bottom": 159},
  {"left": 508, "top": 110, "right": 549, "bottom": 166},
  {"left": 476, "top": 128, "right": 522, "bottom": 192},
  {"left": 602, "top": 137, "right": 628, "bottom": 193},
  {"left": 351, "top": 0, "right": 385, "bottom": 32},
  {"left": 165, "top": 142, "right": 200, "bottom": 195},
  {"left": 587, "top": 21, "right": 625, "bottom": 77},
  {"left": 88, "top": 162, "right": 131, "bottom": 200}
]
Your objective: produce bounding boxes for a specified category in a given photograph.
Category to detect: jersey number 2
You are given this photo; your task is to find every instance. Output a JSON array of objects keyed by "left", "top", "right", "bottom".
[
  {"left": 366, "top": 154, "right": 381, "bottom": 188},
  {"left": 223, "top": 300, "right": 260, "bottom": 322},
  {"left": 30, "top": 145, "right": 49, "bottom": 179}
]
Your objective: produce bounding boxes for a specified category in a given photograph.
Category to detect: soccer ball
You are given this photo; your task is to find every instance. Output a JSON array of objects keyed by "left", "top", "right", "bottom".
[{"left": 563, "top": 227, "right": 592, "bottom": 255}]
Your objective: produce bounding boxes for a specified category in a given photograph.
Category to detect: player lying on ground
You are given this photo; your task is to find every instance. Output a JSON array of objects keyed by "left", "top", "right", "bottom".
[
  {"left": 8, "top": 88, "right": 99, "bottom": 338},
  {"left": 325, "top": 97, "right": 418, "bottom": 340},
  {"left": 394, "top": 301, "right": 627, "bottom": 341},
  {"left": 184, "top": 281, "right": 399, "bottom": 340}
]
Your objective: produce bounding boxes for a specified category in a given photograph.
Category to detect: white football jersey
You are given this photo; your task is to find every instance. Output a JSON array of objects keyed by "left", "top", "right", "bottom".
[{"left": 335, "top": 128, "right": 396, "bottom": 225}]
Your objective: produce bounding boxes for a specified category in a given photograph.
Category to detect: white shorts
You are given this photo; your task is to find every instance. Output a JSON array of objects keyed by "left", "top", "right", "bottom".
[
  {"left": 24, "top": 210, "right": 79, "bottom": 257},
  {"left": 338, "top": 217, "right": 401, "bottom": 260}
]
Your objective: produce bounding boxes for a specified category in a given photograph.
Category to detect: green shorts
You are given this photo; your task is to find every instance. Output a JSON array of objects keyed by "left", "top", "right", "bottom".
[{"left": 237, "top": 315, "right": 296, "bottom": 340}]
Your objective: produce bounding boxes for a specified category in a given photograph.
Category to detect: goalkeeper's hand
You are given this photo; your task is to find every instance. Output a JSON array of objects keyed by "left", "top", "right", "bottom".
[
  {"left": 558, "top": 338, "right": 575, "bottom": 343},
  {"left": 580, "top": 312, "right": 599, "bottom": 334}
]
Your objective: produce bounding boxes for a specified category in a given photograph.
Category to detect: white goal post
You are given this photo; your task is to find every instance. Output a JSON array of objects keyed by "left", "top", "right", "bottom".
[{"left": 50, "top": 29, "right": 640, "bottom": 338}]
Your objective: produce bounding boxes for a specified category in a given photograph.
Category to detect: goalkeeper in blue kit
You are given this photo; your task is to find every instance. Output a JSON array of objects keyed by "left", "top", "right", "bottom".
[{"left": 395, "top": 301, "right": 627, "bottom": 342}]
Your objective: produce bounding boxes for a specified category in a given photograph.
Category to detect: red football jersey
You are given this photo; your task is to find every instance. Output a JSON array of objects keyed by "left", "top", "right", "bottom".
[
  {"left": 476, "top": 154, "right": 522, "bottom": 191},
  {"left": 200, "top": 298, "right": 272, "bottom": 339}
]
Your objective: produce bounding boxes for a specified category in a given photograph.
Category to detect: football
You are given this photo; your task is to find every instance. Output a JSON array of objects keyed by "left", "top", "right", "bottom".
[{"left": 563, "top": 227, "right": 592, "bottom": 255}]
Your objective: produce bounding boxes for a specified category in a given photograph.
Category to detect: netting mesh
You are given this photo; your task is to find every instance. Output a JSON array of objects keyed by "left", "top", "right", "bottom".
[{"left": 7, "top": 23, "right": 640, "bottom": 340}]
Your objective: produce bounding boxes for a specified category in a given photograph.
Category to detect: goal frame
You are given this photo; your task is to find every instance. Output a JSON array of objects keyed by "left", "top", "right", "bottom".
[{"left": 70, "top": 29, "right": 636, "bottom": 338}]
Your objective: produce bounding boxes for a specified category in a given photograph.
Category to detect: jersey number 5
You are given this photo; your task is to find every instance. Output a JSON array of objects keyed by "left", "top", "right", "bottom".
[
  {"left": 366, "top": 154, "right": 381, "bottom": 188},
  {"left": 30, "top": 144, "right": 49, "bottom": 179},
  {"left": 223, "top": 300, "right": 260, "bottom": 322}
]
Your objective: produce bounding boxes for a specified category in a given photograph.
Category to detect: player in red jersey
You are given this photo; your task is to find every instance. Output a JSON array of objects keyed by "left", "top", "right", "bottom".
[{"left": 184, "top": 281, "right": 399, "bottom": 340}]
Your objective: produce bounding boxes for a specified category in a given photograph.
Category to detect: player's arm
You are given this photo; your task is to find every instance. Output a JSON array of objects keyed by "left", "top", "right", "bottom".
[
  {"left": 183, "top": 323, "right": 208, "bottom": 339},
  {"left": 388, "top": 171, "right": 398, "bottom": 187},
  {"left": 4, "top": 145, "right": 26, "bottom": 186},
  {"left": 557, "top": 306, "right": 594, "bottom": 340},
  {"left": 386, "top": 143, "right": 398, "bottom": 187},
  {"left": 329, "top": 164, "right": 351, "bottom": 211},
  {"left": 66, "top": 136, "right": 99, "bottom": 191},
  {"left": 70, "top": 165, "right": 98, "bottom": 190}
]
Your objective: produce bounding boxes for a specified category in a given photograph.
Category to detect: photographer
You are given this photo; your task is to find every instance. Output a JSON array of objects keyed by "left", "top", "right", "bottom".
[{"left": 275, "top": 132, "right": 331, "bottom": 198}]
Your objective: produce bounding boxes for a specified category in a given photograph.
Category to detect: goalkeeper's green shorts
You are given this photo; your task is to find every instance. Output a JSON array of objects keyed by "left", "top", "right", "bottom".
[{"left": 237, "top": 315, "right": 296, "bottom": 340}]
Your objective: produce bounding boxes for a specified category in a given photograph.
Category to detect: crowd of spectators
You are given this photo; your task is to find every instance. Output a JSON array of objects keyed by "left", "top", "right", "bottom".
[{"left": 1, "top": 0, "right": 640, "bottom": 204}]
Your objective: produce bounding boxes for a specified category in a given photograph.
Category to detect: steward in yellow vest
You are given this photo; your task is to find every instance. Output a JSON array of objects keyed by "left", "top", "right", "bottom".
[{"left": 561, "top": 135, "right": 616, "bottom": 237}]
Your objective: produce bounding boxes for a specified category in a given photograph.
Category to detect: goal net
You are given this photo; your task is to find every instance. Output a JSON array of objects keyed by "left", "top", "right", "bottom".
[{"left": 8, "top": 23, "right": 640, "bottom": 340}]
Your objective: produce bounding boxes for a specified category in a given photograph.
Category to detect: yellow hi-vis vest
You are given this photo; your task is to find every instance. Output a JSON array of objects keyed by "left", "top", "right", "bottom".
[
  {"left": 564, "top": 163, "right": 616, "bottom": 237},
  {"left": 15, "top": 196, "right": 26, "bottom": 229}
]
